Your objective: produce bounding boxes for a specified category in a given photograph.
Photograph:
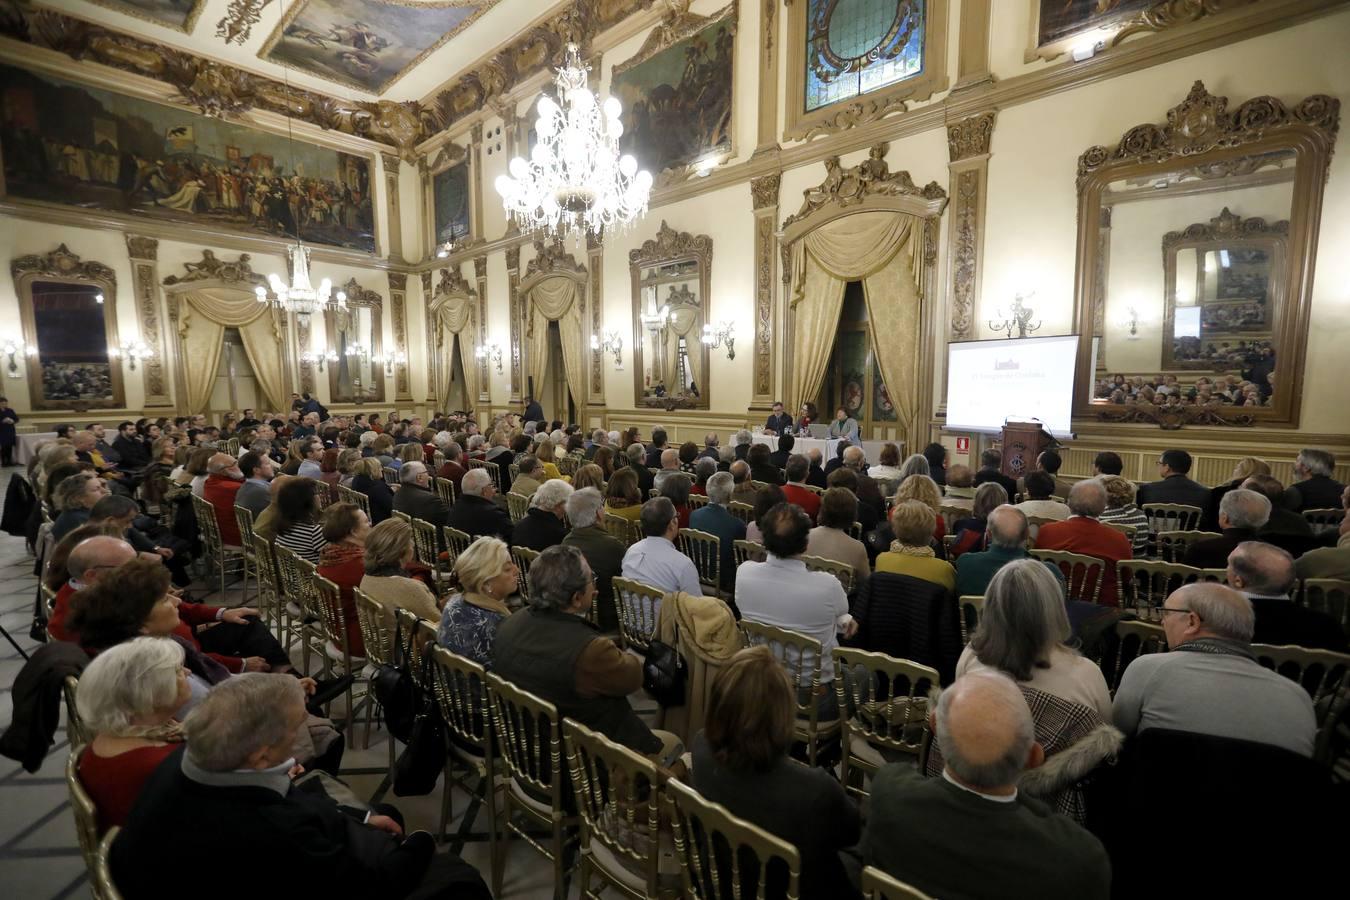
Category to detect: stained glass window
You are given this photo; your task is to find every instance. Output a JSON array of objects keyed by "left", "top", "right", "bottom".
[{"left": 805, "top": 0, "right": 926, "bottom": 113}]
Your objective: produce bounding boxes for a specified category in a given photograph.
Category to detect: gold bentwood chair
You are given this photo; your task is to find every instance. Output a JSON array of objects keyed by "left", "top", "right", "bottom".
[
  {"left": 1029, "top": 548, "right": 1106, "bottom": 605},
  {"left": 665, "top": 778, "right": 801, "bottom": 900},
  {"left": 430, "top": 647, "right": 500, "bottom": 864},
  {"left": 831, "top": 647, "right": 939, "bottom": 798},
  {"left": 611, "top": 576, "right": 665, "bottom": 654},
  {"left": 677, "top": 528, "right": 723, "bottom": 599},
  {"left": 739, "top": 620, "right": 840, "bottom": 766},
  {"left": 861, "top": 866, "right": 936, "bottom": 900}
]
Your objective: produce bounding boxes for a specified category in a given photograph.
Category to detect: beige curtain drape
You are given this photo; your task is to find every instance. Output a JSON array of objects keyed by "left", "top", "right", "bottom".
[
  {"left": 664, "top": 305, "right": 701, "bottom": 394},
  {"left": 526, "top": 276, "right": 586, "bottom": 411},
  {"left": 789, "top": 211, "right": 922, "bottom": 442},
  {"left": 435, "top": 294, "right": 478, "bottom": 408},
  {"left": 178, "top": 289, "right": 286, "bottom": 412}
]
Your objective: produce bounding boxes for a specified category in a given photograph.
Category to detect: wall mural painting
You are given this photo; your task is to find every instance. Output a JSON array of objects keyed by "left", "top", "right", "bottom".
[
  {"left": 805, "top": 0, "right": 926, "bottom": 112},
  {"left": 0, "top": 64, "right": 376, "bottom": 252},
  {"left": 433, "top": 162, "right": 471, "bottom": 245},
  {"left": 261, "top": 0, "right": 497, "bottom": 95},
  {"left": 83, "top": 0, "right": 206, "bottom": 33},
  {"left": 611, "top": 11, "right": 735, "bottom": 176},
  {"left": 1036, "top": 0, "right": 1152, "bottom": 49}
]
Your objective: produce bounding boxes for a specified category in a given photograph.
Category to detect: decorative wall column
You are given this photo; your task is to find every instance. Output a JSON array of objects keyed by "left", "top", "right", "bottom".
[
  {"left": 1094, "top": 207, "right": 1111, "bottom": 370},
  {"left": 506, "top": 245, "right": 522, "bottom": 402},
  {"left": 750, "top": 173, "right": 781, "bottom": 410},
  {"left": 124, "top": 235, "right": 173, "bottom": 407},
  {"left": 945, "top": 112, "right": 996, "bottom": 341},
  {"left": 953, "top": 0, "right": 994, "bottom": 91},
  {"left": 380, "top": 152, "right": 404, "bottom": 263},
  {"left": 387, "top": 272, "right": 411, "bottom": 400},
  {"left": 420, "top": 271, "right": 435, "bottom": 403},
  {"left": 470, "top": 124, "right": 485, "bottom": 244},
  {"left": 296, "top": 312, "right": 314, "bottom": 396},
  {"left": 586, "top": 232, "right": 605, "bottom": 406},
  {"left": 754, "top": 0, "right": 780, "bottom": 155},
  {"left": 473, "top": 256, "right": 490, "bottom": 404}
]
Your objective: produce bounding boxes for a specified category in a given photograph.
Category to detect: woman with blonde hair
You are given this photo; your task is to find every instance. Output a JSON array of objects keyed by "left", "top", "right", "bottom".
[
  {"left": 1204, "top": 456, "right": 1272, "bottom": 530},
  {"left": 397, "top": 442, "right": 424, "bottom": 466},
  {"left": 895, "top": 473, "right": 946, "bottom": 543},
  {"left": 173, "top": 446, "right": 215, "bottom": 494},
  {"left": 436, "top": 536, "right": 519, "bottom": 666},
  {"left": 534, "top": 438, "right": 565, "bottom": 481},
  {"left": 1099, "top": 475, "right": 1150, "bottom": 555},
  {"left": 360, "top": 518, "right": 440, "bottom": 621},
  {"left": 571, "top": 462, "right": 606, "bottom": 494},
  {"left": 350, "top": 456, "right": 394, "bottom": 524},
  {"left": 875, "top": 499, "right": 956, "bottom": 592},
  {"left": 335, "top": 448, "right": 363, "bottom": 488}
]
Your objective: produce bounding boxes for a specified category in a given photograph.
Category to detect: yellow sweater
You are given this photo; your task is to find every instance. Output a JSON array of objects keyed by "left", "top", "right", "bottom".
[{"left": 874, "top": 553, "right": 956, "bottom": 594}]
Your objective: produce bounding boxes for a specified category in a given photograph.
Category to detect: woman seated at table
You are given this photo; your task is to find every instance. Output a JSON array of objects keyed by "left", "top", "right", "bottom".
[{"left": 76, "top": 637, "right": 190, "bottom": 831}]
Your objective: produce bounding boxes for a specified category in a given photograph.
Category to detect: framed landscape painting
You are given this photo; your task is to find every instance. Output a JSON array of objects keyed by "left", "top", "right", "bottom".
[
  {"left": 1032, "top": 0, "right": 1152, "bottom": 59},
  {"left": 0, "top": 63, "right": 376, "bottom": 252},
  {"left": 432, "top": 161, "right": 471, "bottom": 246}
]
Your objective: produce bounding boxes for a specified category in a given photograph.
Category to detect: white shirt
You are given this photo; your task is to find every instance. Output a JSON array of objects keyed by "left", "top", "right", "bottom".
[
  {"left": 622, "top": 536, "right": 703, "bottom": 598},
  {"left": 297, "top": 459, "right": 323, "bottom": 479},
  {"left": 735, "top": 555, "right": 851, "bottom": 684}
]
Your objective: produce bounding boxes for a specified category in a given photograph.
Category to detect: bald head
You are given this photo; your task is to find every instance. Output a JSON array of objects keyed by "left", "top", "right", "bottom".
[
  {"left": 1167, "top": 582, "right": 1255, "bottom": 642},
  {"left": 72, "top": 431, "right": 95, "bottom": 452},
  {"left": 661, "top": 448, "right": 680, "bottom": 470},
  {"left": 730, "top": 460, "right": 750, "bottom": 484},
  {"left": 935, "top": 671, "right": 1038, "bottom": 792},
  {"left": 1227, "top": 540, "right": 1296, "bottom": 598},
  {"left": 207, "top": 453, "right": 239, "bottom": 475},
  {"left": 986, "top": 505, "right": 1029, "bottom": 550},
  {"left": 844, "top": 445, "right": 865, "bottom": 468},
  {"left": 1067, "top": 479, "right": 1108, "bottom": 518},
  {"left": 68, "top": 536, "right": 136, "bottom": 583}
]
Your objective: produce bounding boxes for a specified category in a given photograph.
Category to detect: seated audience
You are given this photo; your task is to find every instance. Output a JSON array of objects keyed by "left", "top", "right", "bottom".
[
  {"left": 747, "top": 442, "right": 785, "bottom": 486},
  {"left": 52, "top": 472, "right": 111, "bottom": 541},
  {"left": 867, "top": 445, "right": 907, "bottom": 485},
  {"left": 659, "top": 470, "right": 693, "bottom": 529},
  {"left": 1019, "top": 450, "right": 1074, "bottom": 501},
  {"left": 1204, "top": 456, "right": 1270, "bottom": 531},
  {"left": 950, "top": 482, "right": 1008, "bottom": 559},
  {"left": 591, "top": 446, "right": 616, "bottom": 480},
  {"left": 729, "top": 459, "right": 757, "bottom": 500},
  {"left": 645, "top": 428, "right": 669, "bottom": 468},
  {"left": 865, "top": 671, "right": 1110, "bottom": 900},
  {"left": 46, "top": 531, "right": 136, "bottom": 642},
  {"left": 1227, "top": 541, "right": 1347, "bottom": 651},
  {"left": 603, "top": 466, "right": 644, "bottom": 523},
  {"left": 294, "top": 437, "right": 324, "bottom": 479},
  {"left": 875, "top": 500, "right": 956, "bottom": 593},
  {"left": 1241, "top": 474, "right": 1315, "bottom": 543},
  {"left": 780, "top": 454, "right": 821, "bottom": 520},
  {"left": 974, "top": 448, "right": 1018, "bottom": 499},
  {"left": 1286, "top": 448, "right": 1345, "bottom": 512},
  {"left": 351, "top": 457, "right": 394, "bottom": 524},
  {"left": 316, "top": 503, "right": 371, "bottom": 657},
  {"left": 1016, "top": 471, "right": 1071, "bottom": 521},
  {"left": 943, "top": 463, "right": 976, "bottom": 507},
  {"left": 895, "top": 473, "right": 946, "bottom": 543},
  {"left": 448, "top": 468, "right": 514, "bottom": 543},
  {"left": 1182, "top": 488, "right": 1271, "bottom": 569},
  {"left": 562, "top": 488, "right": 626, "bottom": 631},
  {"left": 571, "top": 462, "right": 607, "bottom": 494},
  {"left": 767, "top": 432, "right": 794, "bottom": 470},
  {"left": 679, "top": 440, "right": 701, "bottom": 474},
  {"left": 235, "top": 451, "right": 274, "bottom": 517},
  {"left": 359, "top": 518, "right": 440, "bottom": 622},
  {"left": 1113, "top": 582, "right": 1316, "bottom": 756},
  {"left": 534, "top": 439, "right": 565, "bottom": 481},
  {"left": 201, "top": 452, "right": 245, "bottom": 545},
  {"left": 745, "top": 483, "right": 786, "bottom": 544},
  {"left": 513, "top": 479, "right": 574, "bottom": 551},
  {"left": 1295, "top": 484, "right": 1350, "bottom": 580},
  {"left": 273, "top": 478, "right": 327, "bottom": 563},
  {"left": 493, "top": 546, "right": 681, "bottom": 761},
  {"left": 435, "top": 439, "right": 468, "bottom": 494},
  {"left": 1092, "top": 451, "right": 1123, "bottom": 477},
  {"left": 110, "top": 674, "right": 488, "bottom": 900},
  {"left": 624, "top": 443, "right": 656, "bottom": 497},
  {"left": 736, "top": 503, "right": 854, "bottom": 718},
  {"left": 807, "top": 486, "right": 870, "bottom": 588},
  {"left": 1035, "top": 481, "right": 1132, "bottom": 606},
  {"left": 392, "top": 461, "right": 449, "bottom": 530},
  {"left": 437, "top": 536, "right": 517, "bottom": 667},
  {"left": 922, "top": 441, "right": 948, "bottom": 487},
  {"left": 1136, "top": 449, "right": 1211, "bottom": 508},
  {"left": 76, "top": 637, "right": 189, "bottom": 831},
  {"left": 1097, "top": 475, "right": 1150, "bottom": 556},
  {"left": 805, "top": 447, "right": 828, "bottom": 489},
  {"left": 692, "top": 646, "right": 861, "bottom": 900},
  {"left": 843, "top": 445, "right": 886, "bottom": 524},
  {"left": 318, "top": 448, "right": 342, "bottom": 487},
  {"left": 689, "top": 471, "right": 746, "bottom": 592},
  {"left": 621, "top": 497, "right": 702, "bottom": 600},
  {"left": 955, "top": 506, "right": 1065, "bottom": 599},
  {"left": 508, "top": 454, "right": 544, "bottom": 498}
]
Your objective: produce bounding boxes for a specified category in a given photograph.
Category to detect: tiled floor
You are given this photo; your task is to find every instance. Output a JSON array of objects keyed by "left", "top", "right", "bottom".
[{"left": 0, "top": 468, "right": 561, "bottom": 899}]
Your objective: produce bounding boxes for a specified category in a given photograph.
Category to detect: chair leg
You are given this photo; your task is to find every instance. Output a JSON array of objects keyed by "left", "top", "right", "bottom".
[
  {"left": 552, "top": 820, "right": 566, "bottom": 900},
  {"left": 492, "top": 798, "right": 508, "bottom": 898},
  {"left": 482, "top": 772, "right": 498, "bottom": 889},
  {"left": 438, "top": 760, "right": 454, "bottom": 842}
]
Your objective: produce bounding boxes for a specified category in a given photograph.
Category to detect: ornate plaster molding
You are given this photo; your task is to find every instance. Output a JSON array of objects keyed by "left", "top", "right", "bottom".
[
  {"left": 1112, "top": 0, "right": 1262, "bottom": 47},
  {"left": 628, "top": 220, "right": 712, "bottom": 268},
  {"left": 338, "top": 277, "right": 383, "bottom": 308},
  {"left": 947, "top": 111, "right": 996, "bottom": 161},
  {"left": 780, "top": 143, "right": 947, "bottom": 232},
  {"left": 215, "top": 0, "right": 271, "bottom": 46},
  {"left": 436, "top": 265, "right": 477, "bottom": 298},
  {"left": 124, "top": 235, "right": 159, "bottom": 261},
  {"left": 161, "top": 250, "right": 265, "bottom": 286},
  {"left": 611, "top": 0, "right": 736, "bottom": 77},
  {"left": 525, "top": 238, "right": 588, "bottom": 281},
  {"left": 1161, "top": 206, "right": 1290, "bottom": 250},
  {"left": 11, "top": 243, "right": 116, "bottom": 284},
  {"left": 750, "top": 173, "right": 781, "bottom": 211},
  {"left": 801, "top": 95, "right": 909, "bottom": 142}
]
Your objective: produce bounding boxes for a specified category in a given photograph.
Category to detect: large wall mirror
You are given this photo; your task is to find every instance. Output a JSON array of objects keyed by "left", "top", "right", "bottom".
[
  {"left": 1074, "top": 82, "right": 1338, "bottom": 427},
  {"left": 12, "top": 244, "right": 124, "bottom": 410},
  {"left": 326, "top": 278, "right": 385, "bottom": 404},
  {"left": 629, "top": 221, "right": 713, "bottom": 410}
]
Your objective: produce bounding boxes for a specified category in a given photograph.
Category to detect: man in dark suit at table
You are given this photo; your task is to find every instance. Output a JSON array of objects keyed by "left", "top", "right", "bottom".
[
  {"left": 763, "top": 401, "right": 794, "bottom": 436},
  {"left": 1136, "top": 449, "right": 1212, "bottom": 510}
]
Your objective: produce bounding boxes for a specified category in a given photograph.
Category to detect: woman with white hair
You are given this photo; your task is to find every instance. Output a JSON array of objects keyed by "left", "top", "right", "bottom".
[
  {"left": 513, "top": 479, "right": 574, "bottom": 551},
  {"left": 436, "top": 536, "right": 518, "bottom": 666},
  {"left": 76, "top": 637, "right": 191, "bottom": 830}
]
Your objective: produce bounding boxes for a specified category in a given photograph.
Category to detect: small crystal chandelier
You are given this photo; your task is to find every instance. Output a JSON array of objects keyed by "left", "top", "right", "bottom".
[
  {"left": 496, "top": 43, "right": 652, "bottom": 241},
  {"left": 255, "top": 244, "right": 346, "bottom": 323}
]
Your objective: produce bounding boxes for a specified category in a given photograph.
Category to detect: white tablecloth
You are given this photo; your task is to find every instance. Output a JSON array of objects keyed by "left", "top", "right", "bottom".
[
  {"left": 16, "top": 432, "right": 57, "bottom": 465},
  {"left": 751, "top": 433, "right": 894, "bottom": 463}
]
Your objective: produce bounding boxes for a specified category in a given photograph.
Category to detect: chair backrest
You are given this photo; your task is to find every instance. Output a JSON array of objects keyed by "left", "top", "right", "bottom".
[
  {"left": 832, "top": 646, "right": 939, "bottom": 760},
  {"left": 1303, "top": 507, "right": 1346, "bottom": 536},
  {"left": 1302, "top": 578, "right": 1350, "bottom": 637},
  {"left": 678, "top": 528, "right": 721, "bottom": 594},
  {"left": 273, "top": 544, "right": 303, "bottom": 607},
  {"left": 1155, "top": 530, "right": 1223, "bottom": 563},
  {"left": 665, "top": 777, "right": 801, "bottom": 900},
  {"left": 190, "top": 494, "right": 221, "bottom": 551},
  {"left": 442, "top": 526, "right": 473, "bottom": 567},
  {"left": 353, "top": 587, "right": 392, "bottom": 669},
  {"left": 485, "top": 672, "right": 565, "bottom": 810},
  {"left": 392, "top": 607, "right": 435, "bottom": 691},
  {"left": 688, "top": 492, "right": 710, "bottom": 509},
  {"left": 1102, "top": 619, "right": 1168, "bottom": 697},
  {"left": 233, "top": 504, "right": 257, "bottom": 554},
  {"left": 557, "top": 455, "right": 579, "bottom": 477},
  {"left": 311, "top": 479, "right": 333, "bottom": 508},
  {"left": 409, "top": 517, "right": 441, "bottom": 574},
  {"left": 1142, "top": 502, "right": 1203, "bottom": 533},
  {"left": 506, "top": 491, "right": 530, "bottom": 523},
  {"left": 1251, "top": 644, "right": 1350, "bottom": 719},
  {"left": 392, "top": 509, "right": 413, "bottom": 525},
  {"left": 801, "top": 553, "right": 855, "bottom": 595},
  {"left": 224, "top": 437, "right": 240, "bottom": 457},
  {"left": 64, "top": 675, "right": 91, "bottom": 747},
  {"left": 861, "top": 866, "right": 935, "bottom": 900},
  {"left": 603, "top": 511, "right": 638, "bottom": 546},
  {"left": 648, "top": 488, "right": 661, "bottom": 500},
  {"left": 251, "top": 533, "right": 281, "bottom": 601},
  {"left": 509, "top": 462, "right": 521, "bottom": 483},
  {"left": 382, "top": 466, "right": 400, "bottom": 486},
  {"left": 734, "top": 539, "right": 767, "bottom": 566},
  {"left": 431, "top": 646, "right": 492, "bottom": 760},
  {"left": 1101, "top": 520, "right": 1139, "bottom": 541},
  {"left": 510, "top": 545, "right": 541, "bottom": 601},
  {"left": 311, "top": 573, "right": 356, "bottom": 662},
  {"left": 1116, "top": 560, "right": 1211, "bottom": 621},
  {"left": 938, "top": 504, "right": 968, "bottom": 531},
  {"left": 848, "top": 521, "right": 863, "bottom": 541},
  {"left": 94, "top": 826, "right": 123, "bottom": 900},
  {"left": 1029, "top": 548, "right": 1105, "bottom": 604},
  {"left": 467, "top": 458, "right": 500, "bottom": 481},
  {"left": 611, "top": 576, "right": 664, "bottom": 653},
  {"left": 563, "top": 719, "right": 665, "bottom": 897},
  {"left": 337, "top": 484, "right": 371, "bottom": 518},
  {"left": 957, "top": 595, "right": 985, "bottom": 646},
  {"left": 739, "top": 619, "right": 824, "bottom": 720},
  {"left": 728, "top": 501, "right": 755, "bottom": 524},
  {"left": 68, "top": 749, "right": 100, "bottom": 874},
  {"left": 433, "top": 476, "right": 458, "bottom": 507}
]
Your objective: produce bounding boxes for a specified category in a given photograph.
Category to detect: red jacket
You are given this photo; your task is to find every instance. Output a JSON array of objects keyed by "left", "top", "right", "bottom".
[
  {"left": 1034, "top": 516, "right": 1133, "bottom": 607},
  {"left": 436, "top": 460, "right": 467, "bottom": 494},
  {"left": 782, "top": 484, "right": 822, "bottom": 521},
  {"left": 202, "top": 474, "right": 244, "bottom": 546},
  {"left": 317, "top": 545, "right": 367, "bottom": 657}
]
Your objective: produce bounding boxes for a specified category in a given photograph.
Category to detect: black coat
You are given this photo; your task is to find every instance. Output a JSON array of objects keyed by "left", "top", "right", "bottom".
[
  {"left": 112, "top": 434, "right": 150, "bottom": 468},
  {"left": 0, "top": 406, "right": 18, "bottom": 446},
  {"left": 1136, "top": 474, "right": 1212, "bottom": 510},
  {"left": 629, "top": 461, "right": 655, "bottom": 498},
  {"left": 0, "top": 642, "right": 88, "bottom": 772},
  {"left": 448, "top": 494, "right": 514, "bottom": 543},
  {"left": 974, "top": 467, "right": 1018, "bottom": 501},
  {"left": 512, "top": 507, "right": 568, "bottom": 551},
  {"left": 850, "top": 571, "right": 962, "bottom": 685},
  {"left": 806, "top": 463, "right": 828, "bottom": 489},
  {"left": 351, "top": 474, "right": 394, "bottom": 524},
  {"left": 1249, "top": 595, "right": 1348, "bottom": 652},
  {"left": 1287, "top": 474, "right": 1347, "bottom": 513},
  {"left": 391, "top": 484, "right": 449, "bottom": 530}
]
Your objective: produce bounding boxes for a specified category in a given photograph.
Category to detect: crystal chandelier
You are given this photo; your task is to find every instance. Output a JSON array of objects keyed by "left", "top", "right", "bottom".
[
  {"left": 255, "top": 244, "right": 346, "bottom": 323},
  {"left": 496, "top": 43, "right": 652, "bottom": 240}
]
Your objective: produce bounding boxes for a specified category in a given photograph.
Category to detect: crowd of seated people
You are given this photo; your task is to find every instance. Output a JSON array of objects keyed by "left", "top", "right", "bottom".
[
  {"left": 8, "top": 396, "right": 1348, "bottom": 900},
  {"left": 1092, "top": 369, "right": 1275, "bottom": 407}
]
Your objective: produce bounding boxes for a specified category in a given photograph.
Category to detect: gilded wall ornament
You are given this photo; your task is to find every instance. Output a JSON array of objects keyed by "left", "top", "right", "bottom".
[
  {"left": 11, "top": 244, "right": 116, "bottom": 284},
  {"left": 946, "top": 111, "right": 996, "bottom": 161},
  {"left": 1112, "top": 0, "right": 1260, "bottom": 46},
  {"left": 437, "top": 266, "right": 476, "bottom": 297},
  {"left": 1160, "top": 206, "right": 1289, "bottom": 250},
  {"left": 781, "top": 143, "right": 946, "bottom": 231},
  {"left": 628, "top": 221, "right": 712, "bottom": 268},
  {"left": 216, "top": 0, "right": 272, "bottom": 46},
  {"left": 801, "top": 96, "right": 908, "bottom": 142},
  {"left": 750, "top": 173, "right": 781, "bottom": 211},
  {"left": 125, "top": 235, "right": 159, "bottom": 261},
  {"left": 162, "top": 250, "right": 264, "bottom": 286},
  {"left": 525, "top": 238, "right": 587, "bottom": 280},
  {"left": 948, "top": 170, "right": 979, "bottom": 339}
]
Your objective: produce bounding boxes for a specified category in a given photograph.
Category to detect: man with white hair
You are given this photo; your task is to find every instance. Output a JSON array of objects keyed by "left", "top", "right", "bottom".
[
  {"left": 392, "top": 461, "right": 449, "bottom": 530},
  {"left": 465, "top": 434, "right": 487, "bottom": 460},
  {"left": 563, "top": 487, "right": 626, "bottom": 630},
  {"left": 1034, "top": 480, "right": 1132, "bottom": 606},
  {"left": 732, "top": 428, "right": 753, "bottom": 461},
  {"left": 585, "top": 428, "right": 607, "bottom": 460},
  {"left": 653, "top": 447, "right": 685, "bottom": 494},
  {"left": 689, "top": 471, "right": 745, "bottom": 591},
  {"left": 805, "top": 447, "right": 827, "bottom": 488},
  {"left": 624, "top": 442, "right": 655, "bottom": 497},
  {"left": 447, "top": 467, "right": 513, "bottom": 542},
  {"left": 865, "top": 671, "right": 1110, "bottom": 900},
  {"left": 435, "top": 439, "right": 467, "bottom": 495},
  {"left": 1182, "top": 487, "right": 1271, "bottom": 569},
  {"left": 699, "top": 432, "right": 720, "bottom": 461},
  {"left": 111, "top": 673, "right": 489, "bottom": 899},
  {"left": 1115, "top": 582, "right": 1314, "bottom": 755},
  {"left": 1227, "top": 541, "right": 1346, "bottom": 651},
  {"left": 843, "top": 445, "right": 885, "bottom": 523},
  {"left": 1287, "top": 448, "right": 1345, "bottom": 512},
  {"left": 514, "top": 479, "right": 574, "bottom": 551},
  {"left": 203, "top": 451, "right": 246, "bottom": 546}
]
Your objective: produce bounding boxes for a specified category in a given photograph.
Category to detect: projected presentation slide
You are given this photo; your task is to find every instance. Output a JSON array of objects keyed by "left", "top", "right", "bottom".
[{"left": 946, "top": 334, "right": 1081, "bottom": 436}]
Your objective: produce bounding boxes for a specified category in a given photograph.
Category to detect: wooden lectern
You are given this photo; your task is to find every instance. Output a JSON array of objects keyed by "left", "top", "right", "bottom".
[{"left": 1000, "top": 421, "right": 1056, "bottom": 480}]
